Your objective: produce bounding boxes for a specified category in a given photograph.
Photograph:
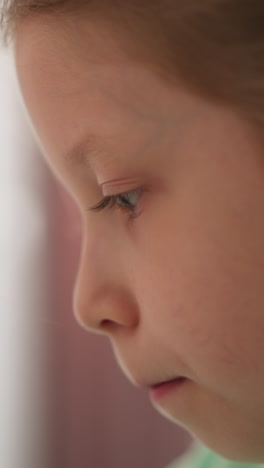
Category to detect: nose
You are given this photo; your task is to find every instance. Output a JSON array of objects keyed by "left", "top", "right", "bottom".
[{"left": 72, "top": 235, "right": 139, "bottom": 336}]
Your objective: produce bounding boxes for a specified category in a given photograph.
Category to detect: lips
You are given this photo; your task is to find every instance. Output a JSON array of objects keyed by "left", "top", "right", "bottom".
[
  {"left": 150, "top": 377, "right": 187, "bottom": 400},
  {"left": 151, "top": 377, "right": 186, "bottom": 389},
  {"left": 135, "top": 375, "right": 186, "bottom": 389}
]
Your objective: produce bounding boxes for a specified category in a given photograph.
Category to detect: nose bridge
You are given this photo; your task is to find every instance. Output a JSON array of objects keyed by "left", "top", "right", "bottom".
[
  {"left": 75, "top": 220, "right": 119, "bottom": 290},
  {"left": 72, "top": 225, "right": 138, "bottom": 334}
]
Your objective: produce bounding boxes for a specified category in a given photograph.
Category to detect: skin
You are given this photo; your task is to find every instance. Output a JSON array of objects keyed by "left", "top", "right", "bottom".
[{"left": 14, "top": 12, "right": 264, "bottom": 463}]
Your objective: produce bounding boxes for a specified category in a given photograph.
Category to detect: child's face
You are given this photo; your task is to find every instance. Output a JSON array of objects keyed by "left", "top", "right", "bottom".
[{"left": 15, "top": 14, "right": 264, "bottom": 462}]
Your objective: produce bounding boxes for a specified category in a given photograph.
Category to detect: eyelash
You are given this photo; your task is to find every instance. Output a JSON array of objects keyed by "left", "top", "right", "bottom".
[{"left": 88, "top": 188, "right": 143, "bottom": 221}]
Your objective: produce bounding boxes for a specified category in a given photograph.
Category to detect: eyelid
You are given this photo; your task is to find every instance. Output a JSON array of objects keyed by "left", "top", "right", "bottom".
[
  {"left": 89, "top": 188, "right": 141, "bottom": 210},
  {"left": 87, "top": 186, "right": 147, "bottom": 220},
  {"left": 100, "top": 178, "right": 142, "bottom": 194}
]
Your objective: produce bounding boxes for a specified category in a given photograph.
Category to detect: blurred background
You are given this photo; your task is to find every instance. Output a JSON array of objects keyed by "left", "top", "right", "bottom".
[{"left": 1, "top": 46, "right": 193, "bottom": 468}]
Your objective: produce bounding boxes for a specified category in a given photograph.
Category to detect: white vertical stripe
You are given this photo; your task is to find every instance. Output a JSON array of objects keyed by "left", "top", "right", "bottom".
[{"left": 1, "top": 49, "right": 50, "bottom": 468}]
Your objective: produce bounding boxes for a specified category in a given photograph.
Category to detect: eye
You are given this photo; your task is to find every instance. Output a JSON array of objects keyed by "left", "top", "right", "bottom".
[{"left": 88, "top": 188, "right": 144, "bottom": 221}]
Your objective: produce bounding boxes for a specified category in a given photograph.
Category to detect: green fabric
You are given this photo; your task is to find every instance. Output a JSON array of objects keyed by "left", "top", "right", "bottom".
[{"left": 165, "top": 441, "right": 264, "bottom": 468}]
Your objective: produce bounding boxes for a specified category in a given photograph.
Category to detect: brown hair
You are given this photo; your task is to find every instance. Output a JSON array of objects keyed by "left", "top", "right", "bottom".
[{"left": 1, "top": 0, "right": 264, "bottom": 130}]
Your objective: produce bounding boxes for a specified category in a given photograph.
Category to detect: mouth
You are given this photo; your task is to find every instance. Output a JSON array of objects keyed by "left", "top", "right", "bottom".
[
  {"left": 150, "top": 377, "right": 188, "bottom": 400},
  {"left": 136, "top": 375, "right": 187, "bottom": 389},
  {"left": 151, "top": 376, "right": 187, "bottom": 389}
]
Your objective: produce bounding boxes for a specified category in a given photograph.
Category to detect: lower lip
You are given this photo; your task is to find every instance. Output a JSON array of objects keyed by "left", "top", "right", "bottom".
[{"left": 150, "top": 377, "right": 187, "bottom": 400}]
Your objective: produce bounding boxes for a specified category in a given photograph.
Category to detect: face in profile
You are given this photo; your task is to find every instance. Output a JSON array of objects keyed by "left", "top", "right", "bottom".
[{"left": 14, "top": 12, "right": 264, "bottom": 462}]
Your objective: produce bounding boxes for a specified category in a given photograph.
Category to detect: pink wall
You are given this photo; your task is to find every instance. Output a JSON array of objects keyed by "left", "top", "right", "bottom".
[{"left": 45, "top": 176, "right": 192, "bottom": 468}]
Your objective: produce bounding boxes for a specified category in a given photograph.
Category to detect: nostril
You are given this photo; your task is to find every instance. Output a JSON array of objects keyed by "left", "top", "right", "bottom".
[
  {"left": 100, "top": 319, "right": 124, "bottom": 335},
  {"left": 101, "top": 319, "right": 115, "bottom": 330},
  {"left": 101, "top": 319, "right": 111, "bottom": 326}
]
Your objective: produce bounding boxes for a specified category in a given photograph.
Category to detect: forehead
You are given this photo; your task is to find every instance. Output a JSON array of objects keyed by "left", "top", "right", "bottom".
[
  {"left": 14, "top": 10, "right": 202, "bottom": 120},
  {"left": 15, "top": 13, "right": 176, "bottom": 115},
  {"left": 14, "top": 12, "right": 212, "bottom": 186}
]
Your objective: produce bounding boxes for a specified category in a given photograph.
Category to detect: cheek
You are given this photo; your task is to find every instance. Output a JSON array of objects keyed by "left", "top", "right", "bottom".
[
  {"left": 176, "top": 260, "right": 263, "bottom": 396},
  {"left": 139, "top": 222, "right": 263, "bottom": 383}
]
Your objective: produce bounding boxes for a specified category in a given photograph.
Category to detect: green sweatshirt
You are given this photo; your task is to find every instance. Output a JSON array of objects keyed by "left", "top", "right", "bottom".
[{"left": 165, "top": 441, "right": 264, "bottom": 468}]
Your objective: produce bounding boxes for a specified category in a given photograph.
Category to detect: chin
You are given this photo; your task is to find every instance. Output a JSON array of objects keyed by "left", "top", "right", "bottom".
[{"left": 151, "top": 402, "right": 264, "bottom": 464}]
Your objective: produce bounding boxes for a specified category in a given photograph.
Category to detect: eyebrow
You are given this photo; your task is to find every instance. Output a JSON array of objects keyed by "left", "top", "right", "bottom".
[{"left": 63, "top": 134, "right": 110, "bottom": 171}]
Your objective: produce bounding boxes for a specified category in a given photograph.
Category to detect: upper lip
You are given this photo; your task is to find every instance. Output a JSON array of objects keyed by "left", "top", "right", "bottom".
[{"left": 136, "top": 376, "right": 186, "bottom": 389}]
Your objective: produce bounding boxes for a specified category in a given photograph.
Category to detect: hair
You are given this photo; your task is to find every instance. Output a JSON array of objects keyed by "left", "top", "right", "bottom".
[{"left": 1, "top": 0, "right": 264, "bottom": 133}]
